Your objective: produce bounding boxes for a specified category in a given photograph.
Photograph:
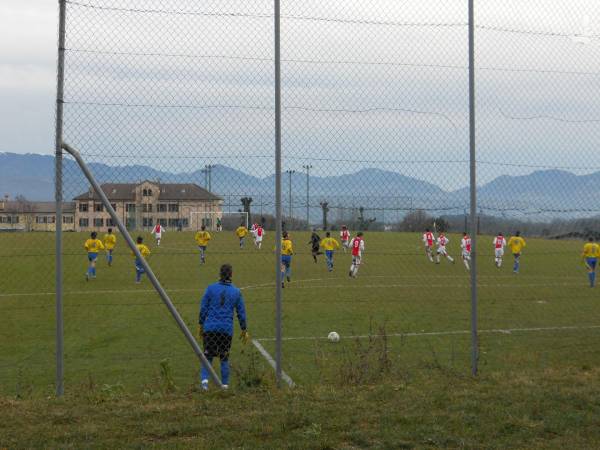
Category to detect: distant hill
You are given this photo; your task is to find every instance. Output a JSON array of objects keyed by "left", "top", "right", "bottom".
[{"left": 2, "top": 152, "right": 599, "bottom": 220}]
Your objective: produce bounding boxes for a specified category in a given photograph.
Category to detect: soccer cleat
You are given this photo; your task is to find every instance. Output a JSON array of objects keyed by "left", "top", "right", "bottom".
[
  {"left": 222, "top": 384, "right": 229, "bottom": 390},
  {"left": 349, "top": 270, "right": 353, "bottom": 277},
  {"left": 85, "top": 273, "right": 89, "bottom": 281},
  {"left": 281, "top": 282, "right": 285, "bottom": 288},
  {"left": 201, "top": 380, "right": 209, "bottom": 391},
  {"left": 287, "top": 276, "right": 291, "bottom": 282}
]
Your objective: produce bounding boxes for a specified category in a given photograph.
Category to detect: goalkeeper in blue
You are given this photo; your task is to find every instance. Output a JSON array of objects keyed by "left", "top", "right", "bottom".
[
  {"left": 198, "top": 263, "right": 249, "bottom": 390},
  {"left": 582, "top": 237, "right": 600, "bottom": 288}
]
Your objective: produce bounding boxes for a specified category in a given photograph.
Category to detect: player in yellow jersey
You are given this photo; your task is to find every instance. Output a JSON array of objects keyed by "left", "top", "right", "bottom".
[
  {"left": 280, "top": 232, "right": 294, "bottom": 288},
  {"left": 582, "top": 237, "right": 600, "bottom": 287},
  {"left": 133, "top": 236, "right": 151, "bottom": 284},
  {"left": 195, "top": 225, "right": 212, "bottom": 264},
  {"left": 507, "top": 231, "right": 526, "bottom": 274},
  {"left": 103, "top": 228, "right": 117, "bottom": 266},
  {"left": 235, "top": 224, "right": 249, "bottom": 248},
  {"left": 84, "top": 231, "right": 104, "bottom": 281},
  {"left": 320, "top": 231, "right": 340, "bottom": 272}
]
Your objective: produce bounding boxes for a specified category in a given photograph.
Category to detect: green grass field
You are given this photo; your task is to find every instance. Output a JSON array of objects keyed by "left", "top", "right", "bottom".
[
  {"left": 1, "top": 230, "right": 598, "bottom": 392},
  {"left": 2, "top": 230, "right": 600, "bottom": 447}
]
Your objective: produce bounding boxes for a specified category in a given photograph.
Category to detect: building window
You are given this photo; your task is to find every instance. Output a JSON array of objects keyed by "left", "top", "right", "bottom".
[
  {"left": 94, "top": 203, "right": 103, "bottom": 212},
  {"left": 0, "top": 215, "right": 9, "bottom": 224},
  {"left": 157, "top": 203, "right": 167, "bottom": 213},
  {"left": 168, "top": 218, "right": 179, "bottom": 228},
  {"left": 36, "top": 216, "right": 47, "bottom": 224},
  {"left": 143, "top": 217, "right": 154, "bottom": 227},
  {"left": 181, "top": 218, "right": 189, "bottom": 228},
  {"left": 79, "top": 203, "right": 89, "bottom": 212},
  {"left": 63, "top": 216, "right": 74, "bottom": 224},
  {"left": 48, "top": 216, "right": 56, "bottom": 224},
  {"left": 107, "top": 218, "right": 115, "bottom": 227},
  {"left": 142, "top": 203, "right": 153, "bottom": 213},
  {"left": 143, "top": 188, "right": 153, "bottom": 197},
  {"left": 111, "top": 203, "right": 117, "bottom": 211},
  {"left": 93, "top": 218, "right": 104, "bottom": 227},
  {"left": 126, "top": 203, "right": 135, "bottom": 212},
  {"left": 168, "top": 203, "right": 179, "bottom": 213},
  {"left": 158, "top": 218, "right": 167, "bottom": 226},
  {"left": 12, "top": 216, "right": 19, "bottom": 224},
  {"left": 79, "top": 218, "right": 89, "bottom": 228},
  {"left": 126, "top": 218, "right": 136, "bottom": 229}
]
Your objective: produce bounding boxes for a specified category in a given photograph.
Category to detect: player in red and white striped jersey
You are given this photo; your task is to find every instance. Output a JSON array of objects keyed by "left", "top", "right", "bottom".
[
  {"left": 422, "top": 228, "right": 435, "bottom": 262},
  {"left": 254, "top": 225, "right": 264, "bottom": 250},
  {"left": 493, "top": 233, "right": 506, "bottom": 267},
  {"left": 461, "top": 232, "right": 471, "bottom": 271},
  {"left": 340, "top": 225, "right": 350, "bottom": 253},
  {"left": 349, "top": 232, "right": 365, "bottom": 278},
  {"left": 436, "top": 232, "right": 455, "bottom": 264}
]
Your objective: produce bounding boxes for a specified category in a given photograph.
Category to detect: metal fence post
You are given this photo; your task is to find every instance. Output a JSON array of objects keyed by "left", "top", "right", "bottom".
[
  {"left": 274, "top": 0, "right": 283, "bottom": 387},
  {"left": 468, "top": 0, "right": 479, "bottom": 376},
  {"left": 54, "top": 0, "right": 67, "bottom": 397}
]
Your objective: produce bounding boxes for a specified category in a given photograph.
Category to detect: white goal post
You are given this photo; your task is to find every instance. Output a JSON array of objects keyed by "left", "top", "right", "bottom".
[{"left": 190, "top": 211, "right": 248, "bottom": 231}]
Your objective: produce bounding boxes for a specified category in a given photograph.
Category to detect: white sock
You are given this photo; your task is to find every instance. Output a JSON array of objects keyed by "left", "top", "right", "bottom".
[{"left": 463, "top": 259, "right": 470, "bottom": 270}]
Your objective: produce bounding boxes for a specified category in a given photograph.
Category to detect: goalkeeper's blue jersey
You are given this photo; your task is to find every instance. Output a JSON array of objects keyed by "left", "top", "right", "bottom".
[{"left": 199, "top": 281, "right": 247, "bottom": 336}]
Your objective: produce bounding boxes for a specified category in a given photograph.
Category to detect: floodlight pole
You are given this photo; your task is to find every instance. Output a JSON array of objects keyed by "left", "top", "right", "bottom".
[
  {"left": 274, "top": 0, "right": 284, "bottom": 387},
  {"left": 54, "top": 0, "right": 67, "bottom": 397},
  {"left": 303, "top": 164, "right": 313, "bottom": 228},
  {"left": 468, "top": 0, "right": 479, "bottom": 376}
]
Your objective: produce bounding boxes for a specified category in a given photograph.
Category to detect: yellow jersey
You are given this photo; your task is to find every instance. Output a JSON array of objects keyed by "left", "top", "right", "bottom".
[
  {"left": 582, "top": 242, "right": 600, "bottom": 258},
  {"left": 507, "top": 236, "right": 526, "bottom": 254},
  {"left": 84, "top": 238, "right": 104, "bottom": 253},
  {"left": 133, "top": 244, "right": 151, "bottom": 258},
  {"left": 320, "top": 237, "right": 340, "bottom": 251},
  {"left": 281, "top": 239, "right": 294, "bottom": 255},
  {"left": 103, "top": 233, "right": 117, "bottom": 250},
  {"left": 195, "top": 231, "right": 212, "bottom": 246},
  {"left": 236, "top": 226, "right": 248, "bottom": 238}
]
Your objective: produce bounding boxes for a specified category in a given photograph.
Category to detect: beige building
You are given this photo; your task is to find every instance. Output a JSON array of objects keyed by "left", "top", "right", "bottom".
[
  {"left": 73, "top": 181, "right": 222, "bottom": 232},
  {"left": 0, "top": 200, "right": 76, "bottom": 232}
]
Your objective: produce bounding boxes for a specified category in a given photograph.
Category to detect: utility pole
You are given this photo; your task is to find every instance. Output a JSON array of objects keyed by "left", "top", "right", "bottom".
[
  {"left": 204, "top": 164, "right": 214, "bottom": 192},
  {"left": 302, "top": 164, "right": 313, "bottom": 228},
  {"left": 285, "top": 169, "right": 295, "bottom": 223}
]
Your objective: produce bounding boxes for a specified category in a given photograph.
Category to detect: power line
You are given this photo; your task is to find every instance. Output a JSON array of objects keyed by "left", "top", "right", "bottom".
[
  {"left": 64, "top": 100, "right": 459, "bottom": 127},
  {"left": 65, "top": 1, "right": 467, "bottom": 29},
  {"left": 66, "top": 47, "right": 600, "bottom": 78}
]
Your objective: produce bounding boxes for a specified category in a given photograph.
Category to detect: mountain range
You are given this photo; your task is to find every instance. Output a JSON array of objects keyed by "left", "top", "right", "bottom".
[{"left": 1, "top": 152, "right": 596, "bottom": 219}]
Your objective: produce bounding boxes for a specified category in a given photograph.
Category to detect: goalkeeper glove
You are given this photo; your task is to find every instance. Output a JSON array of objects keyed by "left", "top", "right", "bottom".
[
  {"left": 240, "top": 330, "right": 250, "bottom": 345},
  {"left": 197, "top": 324, "right": 203, "bottom": 339}
]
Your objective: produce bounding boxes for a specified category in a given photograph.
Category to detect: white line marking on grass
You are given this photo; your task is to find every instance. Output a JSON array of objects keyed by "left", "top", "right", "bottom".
[
  {"left": 251, "top": 339, "right": 295, "bottom": 388},
  {"left": 0, "top": 279, "right": 585, "bottom": 299},
  {"left": 255, "top": 325, "right": 600, "bottom": 342}
]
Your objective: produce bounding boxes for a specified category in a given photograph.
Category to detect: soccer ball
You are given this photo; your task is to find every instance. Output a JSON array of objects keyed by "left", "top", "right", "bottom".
[{"left": 327, "top": 331, "right": 340, "bottom": 343}]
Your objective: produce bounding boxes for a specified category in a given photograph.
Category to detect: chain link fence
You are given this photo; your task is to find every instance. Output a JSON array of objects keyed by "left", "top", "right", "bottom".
[{"left": 1, "top": 0, "right": 600, "bottom": 395}]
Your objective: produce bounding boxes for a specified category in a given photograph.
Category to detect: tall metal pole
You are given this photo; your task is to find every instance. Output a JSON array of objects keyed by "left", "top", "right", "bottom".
[
  {"left": 273, "top": 0, "right": 283, "bottom": 387},
  {"left": 285, "top": 169, "right": 295, "bottom": 223},
  {"left": 55, "top": 0, "right": 67, "bottom": 397},
  {"left": 468, "top": 0, "right": 479, "bottom": 376},
  {"left": 303, "top": 164, "right": 312, "bottom": 228}
]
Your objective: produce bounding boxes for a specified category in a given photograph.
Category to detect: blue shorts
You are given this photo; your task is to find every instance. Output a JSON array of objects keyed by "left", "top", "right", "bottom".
[
  {"left": 281, "top": 255, "right": 292, "bottom": 268},
  {"left": 135, "top": 258, "right": 145, "bottom": 272},
  {"left": 88, "top": 252, "right": 98, "bottom": 262},
  {"left": 586, "top": 258, "right": 597, "bottom": 270}
]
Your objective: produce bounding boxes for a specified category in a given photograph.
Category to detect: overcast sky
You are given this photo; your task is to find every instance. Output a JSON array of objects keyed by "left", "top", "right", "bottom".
[{"left": 1, "top": 1, "right": 600, "bottom": 190}]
